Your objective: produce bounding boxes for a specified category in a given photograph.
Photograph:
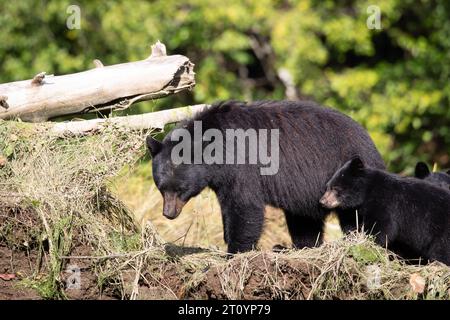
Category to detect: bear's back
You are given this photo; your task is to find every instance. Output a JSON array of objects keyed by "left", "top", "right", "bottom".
[
  {"left": 181, "top": 100, "right": 386, "bottom": 214},
  {"left": 192, "top": 100, "right": 385, "bottom": 168},
  {"left": 367, "top": 170, "right": 450, "bottom": 232}
]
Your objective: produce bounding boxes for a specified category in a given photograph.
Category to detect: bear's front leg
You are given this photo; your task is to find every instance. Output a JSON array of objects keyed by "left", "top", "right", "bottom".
[
  {"left": 221, "top": 213, "right": 229, "bottom": 244},
  {"left": 426, "top": 239, "right": 449, "bottom": 265},
  {"left": 337, "top": 209, "right": 361, "bottom": 233},
  {"left": 284, "top": 211, "right": 324, "bottom": 248},
  {"left": 220, "top": 201, "right": 265, "bottom": 254}
]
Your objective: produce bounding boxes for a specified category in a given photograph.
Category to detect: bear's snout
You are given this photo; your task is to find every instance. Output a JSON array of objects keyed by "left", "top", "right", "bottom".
[
  {"left": 163, "top": 192, "right": 187, "bottom": 219},
  {"left": 320, "top": 190, "right": 340, "bottom": 209}
]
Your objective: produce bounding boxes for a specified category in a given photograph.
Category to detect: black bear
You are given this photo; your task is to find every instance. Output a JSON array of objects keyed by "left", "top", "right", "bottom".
[
  {"left": 414, "top": 162, "right": 450, "bottom": 190},
  {"left": 320, "top": 157, "right": 450, "bottom": 265},
  {"left": 147, "top": 100, "right": 385, "bottom": 253}
]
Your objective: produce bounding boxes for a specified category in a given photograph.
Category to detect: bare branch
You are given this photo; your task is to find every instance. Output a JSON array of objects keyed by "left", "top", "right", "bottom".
[
  {"left": 31, "top": 72, "right": 46, "bottom": 86},
  {"left": 149, "top": 40, "right": 167, "bottom": 59},
  {"left": 50, "top": 104, "right": 210, "bottom": 136},
  {"left": 0, "top": 95, "right": 8, "bottom": 109},
  {"left": 93, "top": 59, "right": 104, "bottom": 68}
]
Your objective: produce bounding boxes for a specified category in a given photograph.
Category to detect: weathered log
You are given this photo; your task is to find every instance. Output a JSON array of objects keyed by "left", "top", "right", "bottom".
[
  {"left": 50, "top": 104, "right": 210, "bottom": 136},
  {"left": 0, "top": 41, "right": 195, "bottom": 122}
]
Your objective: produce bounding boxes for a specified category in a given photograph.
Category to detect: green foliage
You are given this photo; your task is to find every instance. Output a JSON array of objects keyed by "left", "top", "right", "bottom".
[
  {"left": 349, "top": 243, "right": 386, "bottom": 265},
  {"left": 1, "top": 0, "right": 449, "bottom": 171},
  {"left": 19, "top": 276, "right": 64, "bottom": 299},
  {"left": 109, "top": 231, "right": 141, "bottom": 252}
]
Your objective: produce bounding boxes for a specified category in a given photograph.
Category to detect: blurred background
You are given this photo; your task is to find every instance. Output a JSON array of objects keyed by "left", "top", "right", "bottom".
[{"left": 1, "top": 0, "right": 449, "bottom": 248}]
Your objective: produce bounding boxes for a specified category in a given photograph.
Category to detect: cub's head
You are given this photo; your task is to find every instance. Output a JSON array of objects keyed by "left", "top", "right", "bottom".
[
  {"left": 414, "top": 162, "right": 450, "bottom": 191},
  {"left": 320, "top": 157, "right": 367, "bottom": 210},
  {"left": 147, "top": 135, "right": 208, "bottom": 220}
]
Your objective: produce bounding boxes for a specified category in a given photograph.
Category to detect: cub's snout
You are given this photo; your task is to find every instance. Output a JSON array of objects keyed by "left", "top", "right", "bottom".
[{"left": 320, "top": 190, "right": 340, "bottom": 209}]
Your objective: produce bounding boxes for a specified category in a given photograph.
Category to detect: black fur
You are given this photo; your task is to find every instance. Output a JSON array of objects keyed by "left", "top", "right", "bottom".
[
  {"left": 414, "top": 162, "right": 450, "bottom": 190},
  {"left": 323, "top": 158, "right": 450, "bottom": 265},
  {"left": 148, "top": 100, "right": 385, "bottom": 253}
]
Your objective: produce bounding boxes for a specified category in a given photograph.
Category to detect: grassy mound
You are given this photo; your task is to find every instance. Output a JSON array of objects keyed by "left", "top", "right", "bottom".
[
  {"left": 0, "top": 120, "right": 448, "bottom": 300},
  {"left": 0, "top": 120, "right": 145, "bottom": 298}
]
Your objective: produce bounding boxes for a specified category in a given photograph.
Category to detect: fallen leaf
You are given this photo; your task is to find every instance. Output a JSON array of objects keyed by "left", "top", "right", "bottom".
[
  {"left": 0, "top": 274, "right": 16, "bottom": 281},
  {"left": 409, "top": 273, "right": 425, "bottom": 294}
]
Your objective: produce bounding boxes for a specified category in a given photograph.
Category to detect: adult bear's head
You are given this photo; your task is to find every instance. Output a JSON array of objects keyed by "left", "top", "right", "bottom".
[{"left": 146, "top": 134, "right": 210, "bottom": 220}]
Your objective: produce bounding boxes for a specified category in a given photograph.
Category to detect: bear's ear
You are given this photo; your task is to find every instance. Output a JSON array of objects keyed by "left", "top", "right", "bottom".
[
  {"left": 446, "top": 169, "right": 450, "bottom": 176},
  {"left": 414, "top": 162, "right": 430, "bottom": 179},
  {"left": 146, "top": 136, "right": 162, "bottom": 157},
  {"left": 349, "top": 156, "right": 365, "bottom": 172}
]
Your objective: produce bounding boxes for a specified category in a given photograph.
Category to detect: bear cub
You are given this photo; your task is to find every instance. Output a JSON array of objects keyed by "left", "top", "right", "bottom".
[
  {"left": 414, "top": 162, "right": 450, "bottom": 190},
  {"left": 320, "top": 157, "right": 450, "bottom": 265}
]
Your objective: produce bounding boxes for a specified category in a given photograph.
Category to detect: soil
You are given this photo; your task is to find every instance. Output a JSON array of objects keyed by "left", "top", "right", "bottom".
[
  {"left": 0, "top": 221, "right": 320, "bottom": 301},
  {"left": 0, "top": 246, "right": 41, "bottom": 299},
  {"left": 189, "top": 254, "right": 317, "bottom": 300},
  {"left": 0, "top": 206, "right": 42, "bottom": 249},
  {"left": 0, "top": 206, "right": 43, "bottom": 299},
  {"left": 0, "top": 243, "right": 120, "bottom": 300},
  {"left": 0, "top": 205, "right": 118, "bottom": 300},
  {"left": 61, "top": 244, "right": 117, "bottom": 300}
]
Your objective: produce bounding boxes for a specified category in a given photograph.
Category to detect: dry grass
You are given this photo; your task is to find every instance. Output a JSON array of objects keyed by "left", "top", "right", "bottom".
[
  {"left": 0, "top": 120, "right": 145, "bottom": 298},
  {"left": 0, "top": 119, "right": 449, "bottom": 300},
  {"left": 175, "top": 232, "right": 450, "bottom": 300}
]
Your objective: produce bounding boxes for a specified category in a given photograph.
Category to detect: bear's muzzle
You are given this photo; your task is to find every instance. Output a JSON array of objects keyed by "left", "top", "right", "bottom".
[{"left": 163, "top": 192, "right": 187, "bottom": 219}]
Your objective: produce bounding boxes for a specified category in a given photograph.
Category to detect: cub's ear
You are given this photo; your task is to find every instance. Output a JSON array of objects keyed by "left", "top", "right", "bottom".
[
  {"left": 446, "top": 169, "right": 450, "bottom": 176},
  {"left": 414, "top": 162, "right": 430, "bottom": 179},
  {"left": 349, "top": 156, "right": 365, "bottom": 172},
  {"left": 146, "top": 136, "right": 162, "bottom": 157}
]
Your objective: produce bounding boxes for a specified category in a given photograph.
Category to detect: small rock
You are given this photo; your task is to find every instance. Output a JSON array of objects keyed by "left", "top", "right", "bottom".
[
  {"left": 409, "top": 273, "right": 426, "bottom": 294},
  {"left": 0, "top": 274, "right": 16, "bottom": 281}
]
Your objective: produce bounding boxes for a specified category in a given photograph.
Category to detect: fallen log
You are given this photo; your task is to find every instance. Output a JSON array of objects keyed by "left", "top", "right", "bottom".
[{"left": 0, "top": 41, "right": 195, "bottom": 122}]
